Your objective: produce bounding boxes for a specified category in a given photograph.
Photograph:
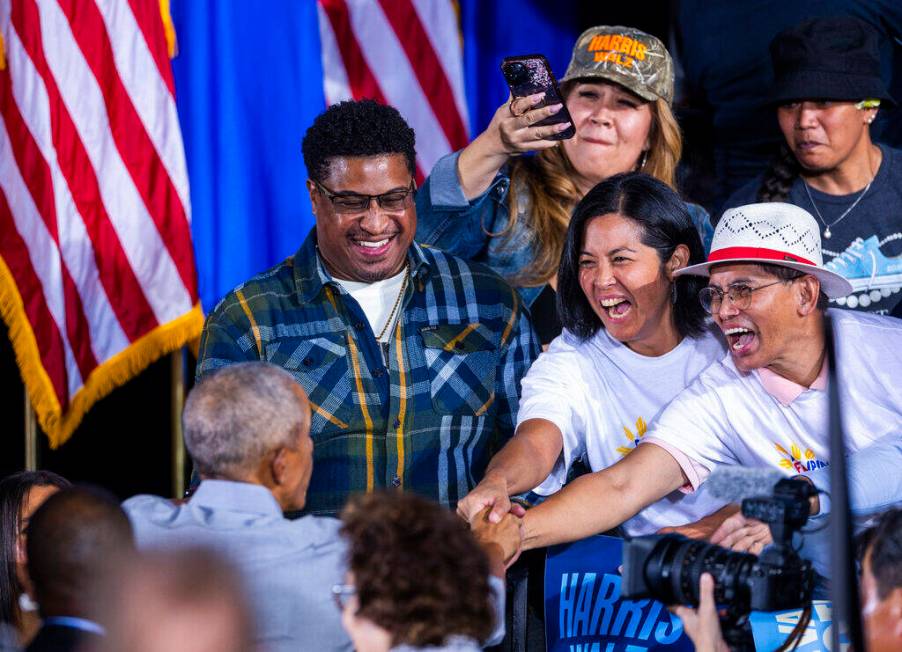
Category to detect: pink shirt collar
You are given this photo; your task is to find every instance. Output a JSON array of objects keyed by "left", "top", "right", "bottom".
[{"left": 756, "top": 358, "right": 828, "bottom": 407}]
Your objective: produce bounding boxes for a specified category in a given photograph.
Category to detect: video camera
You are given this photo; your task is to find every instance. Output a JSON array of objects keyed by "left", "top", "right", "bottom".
[{"left": 621, "top": 477, "right": 817, "bottom": 648}]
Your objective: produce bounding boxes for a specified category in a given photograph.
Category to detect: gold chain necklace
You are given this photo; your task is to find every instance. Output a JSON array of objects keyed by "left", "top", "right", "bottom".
[{"left": 375, "top": 265, "right": 409, "bottom": 341}]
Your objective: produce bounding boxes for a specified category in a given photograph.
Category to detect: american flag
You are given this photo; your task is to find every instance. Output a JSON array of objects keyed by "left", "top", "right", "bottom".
[
  {"left": 317, "top": 0, "right": 470, "bottom": 181},
  {"left": 0, "top": 0, "right": 201, "bottom": 448}
]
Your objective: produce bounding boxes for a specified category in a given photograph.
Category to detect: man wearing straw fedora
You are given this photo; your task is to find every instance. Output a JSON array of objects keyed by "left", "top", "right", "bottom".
[{"left": 517, "top": 202, "right": 902, "bottom": 553}]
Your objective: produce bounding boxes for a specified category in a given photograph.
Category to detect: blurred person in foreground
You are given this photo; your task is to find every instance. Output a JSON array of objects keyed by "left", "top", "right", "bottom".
[
  {"left": 416, "top": 25, "right": 713, "bottom": 345},
  {"left": 858, "top": 508, "right": 902, "bottom": 651},
  {"left": 124, "top": 361, "right": 517, "bottom": 652},
  {"left": 197, "top": 100, "right": 539, "bottom": 517},
  {"left": 675, "top": 507, "right": 902, "bottom": 652},
  {"left": 92, "top": 547, "right": 255, "bottom": 652},
  {"left": 499, "top": 202, "right": 901, "bottom": 551},
  {"left": 336, "top": 492, "right": 518, "bottom": 652},
  {"left": 25, "top": 487, "right": 134, "bottom": 652},
  {"left": 0, "top": 471, "right": 70, "bottom": 649}
]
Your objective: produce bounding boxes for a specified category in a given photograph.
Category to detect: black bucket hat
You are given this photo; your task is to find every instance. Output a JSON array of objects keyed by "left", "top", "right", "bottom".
[{"left": 770, "top": 16, "right": 895, "bottom": 106}]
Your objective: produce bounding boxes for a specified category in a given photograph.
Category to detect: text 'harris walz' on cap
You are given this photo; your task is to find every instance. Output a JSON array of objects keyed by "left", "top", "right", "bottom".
[{"left": 560, "top": 25, "right": 674, "bottom": 104}]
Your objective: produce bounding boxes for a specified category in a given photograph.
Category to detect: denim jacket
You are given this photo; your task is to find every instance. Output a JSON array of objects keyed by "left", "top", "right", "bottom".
[{"left": 415, "top": 151, "right": 715, "bottom": 309}]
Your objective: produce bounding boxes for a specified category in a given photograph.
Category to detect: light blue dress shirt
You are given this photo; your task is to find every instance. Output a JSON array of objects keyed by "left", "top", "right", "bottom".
[
  {"left": 123, "top": 480, "right": 506, "bottom": 651},
  {"left": 801, "top": 435, "right": 902, "bottom": 578},
  {"left": 123, "top": 480, "right": 352, "bottom": 652}
]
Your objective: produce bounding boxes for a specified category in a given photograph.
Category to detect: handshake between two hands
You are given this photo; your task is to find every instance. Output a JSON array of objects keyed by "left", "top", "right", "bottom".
[
  {"left": 455, "top": 477, "right": 777, "bottom": 577},
  {"left": 457, "top": 482, "right": 526, "bottom": 572}
]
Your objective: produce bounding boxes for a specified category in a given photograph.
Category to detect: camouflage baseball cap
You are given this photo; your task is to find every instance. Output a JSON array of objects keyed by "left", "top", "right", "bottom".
[{"left": 560, "top": 26, "right": 674, "bottom": 104}]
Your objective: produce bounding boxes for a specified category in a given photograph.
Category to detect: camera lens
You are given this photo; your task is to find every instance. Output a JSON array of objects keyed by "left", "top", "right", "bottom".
[
  {"left": 505, "top": 62, "right": 528, "bottom": 85},
  {"left": 621, "top": 483, "right": 816, "bottom": 649},
  {"left": 625, "top": 534, "right": 757, "bottom": 609}
]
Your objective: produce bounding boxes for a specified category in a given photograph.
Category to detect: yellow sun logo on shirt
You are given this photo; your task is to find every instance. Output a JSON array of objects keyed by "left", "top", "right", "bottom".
[
  {"left": 774, "top": 442, "right": 828, "bottom": 473},
  {"left": 616, "top": 417, "right": 647, "bottom": 457}
]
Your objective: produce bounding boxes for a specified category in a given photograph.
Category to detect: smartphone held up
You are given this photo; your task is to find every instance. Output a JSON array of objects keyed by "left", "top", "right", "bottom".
[{"left": 501, "top": 54, "right": 575, "bottom": 140}]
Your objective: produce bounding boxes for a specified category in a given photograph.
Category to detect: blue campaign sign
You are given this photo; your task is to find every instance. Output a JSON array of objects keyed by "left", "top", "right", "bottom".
[
  {"left": 750, "top": 601, "right": 849, "bottom": 652},
  {"left": 544, "top": 535, "right": 693, "bottom": 652}
]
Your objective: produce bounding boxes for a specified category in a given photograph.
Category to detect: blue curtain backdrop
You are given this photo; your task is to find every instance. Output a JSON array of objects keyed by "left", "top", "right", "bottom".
[
  {"left": 460, "top": 1, "right": 580, "bottom": 135},
  {"left": 171, "top": 0, "right": 581, "bottom": 311}
]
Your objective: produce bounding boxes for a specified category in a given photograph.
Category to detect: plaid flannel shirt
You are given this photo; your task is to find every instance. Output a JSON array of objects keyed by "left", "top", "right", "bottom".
[{"left": 197, "top": 230, "right": 540, "bottom": 516}]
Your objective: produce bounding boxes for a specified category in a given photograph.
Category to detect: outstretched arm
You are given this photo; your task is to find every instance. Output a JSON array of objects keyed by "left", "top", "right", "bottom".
[
  {"left": 522, "top": 443, "right": 688, "bottom": 549},
  {"left": 457, "top": 93, "right": 571, "bottom": 199},
  {"left": 458, "top": 418, "right": 565, "bottom": 523},
  {"left": 469, "top": 507, "right": 523, "bottom": 577},
  {"left": 658, "top": 503, "right": 741, "bottom": 541}
]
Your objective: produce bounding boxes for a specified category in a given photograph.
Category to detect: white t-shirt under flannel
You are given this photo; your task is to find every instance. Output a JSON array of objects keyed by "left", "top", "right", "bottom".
[
  {"left": 517, "top": 326, "right": 728, "bottom": 535},
  {"left": 334, "top": 266, "right": 407, "bottom": 343},
  {"left": 643, "top": 309, "right": 902, "bottom": 489}
]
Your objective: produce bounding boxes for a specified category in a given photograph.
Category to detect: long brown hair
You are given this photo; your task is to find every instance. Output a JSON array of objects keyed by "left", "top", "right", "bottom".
[{"left": 503, "top": 96, "right": 682, "bottom": 287}]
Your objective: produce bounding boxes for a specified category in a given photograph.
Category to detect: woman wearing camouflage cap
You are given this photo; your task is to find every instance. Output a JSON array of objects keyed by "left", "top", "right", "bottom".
[{"left": 415, "top": 25, "right": 712, "bottom": 345}]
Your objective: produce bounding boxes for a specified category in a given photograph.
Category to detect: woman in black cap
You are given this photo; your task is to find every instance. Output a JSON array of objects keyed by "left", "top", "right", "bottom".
[{"left": 724, "top": 16, "right": 902, "bottom": 315}]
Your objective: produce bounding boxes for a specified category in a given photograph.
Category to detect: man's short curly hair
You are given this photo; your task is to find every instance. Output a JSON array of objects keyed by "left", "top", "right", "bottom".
[
  {"left": 302, "top": 99, "right": 417, "bottom": 183},
  {"left": 340, "top": 492, "right": 494, "bottom": 647}
]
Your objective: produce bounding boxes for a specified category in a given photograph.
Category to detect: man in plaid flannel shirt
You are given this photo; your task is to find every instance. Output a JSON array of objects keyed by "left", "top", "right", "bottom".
[{"left": 197, "top": 100, "right": 540, "bottom": 516}]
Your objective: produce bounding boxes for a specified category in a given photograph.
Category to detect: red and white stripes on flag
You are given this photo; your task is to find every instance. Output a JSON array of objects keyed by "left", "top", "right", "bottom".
[
  {"left": 317, "top": 0, "right": 470, "bottom": 181},
  {"left": 0, "top": 0, "right": 202, "bottom": 448}
]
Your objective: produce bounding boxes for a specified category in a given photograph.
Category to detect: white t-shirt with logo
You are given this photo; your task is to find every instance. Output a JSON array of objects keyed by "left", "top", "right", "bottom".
[
  {"left": 644, "top": 310, "right": 902, "bottom": 488},
  {"left": 516, "top": 326, "right": 728, "bottom": 535}
]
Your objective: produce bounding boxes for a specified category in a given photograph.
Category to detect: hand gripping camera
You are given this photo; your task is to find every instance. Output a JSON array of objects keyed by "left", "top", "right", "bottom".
[{"left": 621, "top": 478, "right": 817, "bottom": 649}]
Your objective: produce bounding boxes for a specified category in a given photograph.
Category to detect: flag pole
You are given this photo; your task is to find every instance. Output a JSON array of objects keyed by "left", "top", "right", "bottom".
[
  {"left": 170, "top": 348, "right": 186, "bottom": 498},
  {"left": 24, "top": 390, "right": 38, "bottom": 470}
]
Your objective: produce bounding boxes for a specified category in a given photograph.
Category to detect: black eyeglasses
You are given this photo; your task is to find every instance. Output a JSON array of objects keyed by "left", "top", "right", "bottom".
[
  {"left": 313, "top": 180, "right": 416, "bottom": 213},
  {"left": 331, "top": 583, "right": 357, "bottom": 611},
  {"left": 698, "top": 279, "right": 788, "bottom": 314}
]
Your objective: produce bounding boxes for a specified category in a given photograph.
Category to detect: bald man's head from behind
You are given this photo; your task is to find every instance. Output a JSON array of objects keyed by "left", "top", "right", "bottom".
[
  {"left": 26, "top": 486, "right": 134, "bottom": 619},
  {"left": 184, "top": 362, "right": 313, "bottom": 512}
]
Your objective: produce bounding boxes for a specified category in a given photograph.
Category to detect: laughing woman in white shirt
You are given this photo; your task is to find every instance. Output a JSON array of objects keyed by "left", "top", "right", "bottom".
[{"left": 457, "top": 172, "right": 728, "bottom": 537}]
